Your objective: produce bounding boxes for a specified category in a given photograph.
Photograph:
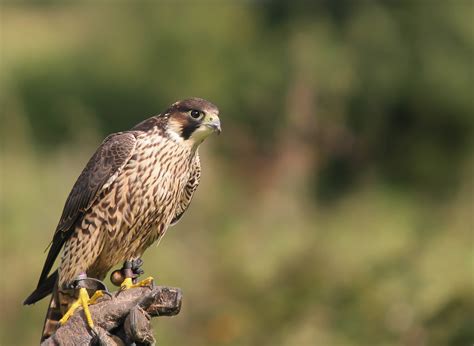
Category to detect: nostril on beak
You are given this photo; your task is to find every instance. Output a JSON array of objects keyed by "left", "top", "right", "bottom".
[{"left": 206, "top": 115, "right": 221, "bottom": 134}]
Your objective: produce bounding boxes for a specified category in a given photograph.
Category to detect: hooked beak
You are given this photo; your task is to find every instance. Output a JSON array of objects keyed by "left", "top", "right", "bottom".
[{"left": 206, "top": 117, "right": 222, "bottom": 135}]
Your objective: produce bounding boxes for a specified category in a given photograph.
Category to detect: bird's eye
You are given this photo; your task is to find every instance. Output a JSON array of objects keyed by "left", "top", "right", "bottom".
[{"left": 190, "top": 110, "right": 202, "bottom": 119}]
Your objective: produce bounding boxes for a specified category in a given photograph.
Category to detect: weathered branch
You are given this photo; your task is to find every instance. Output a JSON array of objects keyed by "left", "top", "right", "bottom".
[{"left": 42, "top": 286, "right": 182, "bottom": 346}]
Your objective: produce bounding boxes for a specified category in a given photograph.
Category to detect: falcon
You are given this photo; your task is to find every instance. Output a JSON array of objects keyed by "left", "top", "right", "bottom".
[{"left": 23, "top": 98, "right": 221, "bottom": 341}]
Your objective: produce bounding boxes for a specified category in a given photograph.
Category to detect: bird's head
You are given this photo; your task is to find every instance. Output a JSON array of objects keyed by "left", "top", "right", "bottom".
[{"left": 164, "top": 98, "right": 221, "bottom": 145}]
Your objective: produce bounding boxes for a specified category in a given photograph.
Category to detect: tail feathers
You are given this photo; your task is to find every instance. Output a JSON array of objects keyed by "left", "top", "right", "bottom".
[
  {"left": 24, "top": 270, "right": 79, "bottom": 342},
  {"left": 23, "top": 270, "right": 58, "bottom": 305},
  {"left": 41, "top": 283, "right": 62, "bottom": 342},
  {"left": 41, "top": 282, "right": 77, "bottom": 342},
  {"left": 22, "top": 270, "right": 61, "bottom": 342}
]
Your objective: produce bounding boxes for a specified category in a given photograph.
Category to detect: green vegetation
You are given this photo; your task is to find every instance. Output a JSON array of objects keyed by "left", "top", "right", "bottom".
[{"left": 1, "top": 2, "right": 473, "bottom": 345}]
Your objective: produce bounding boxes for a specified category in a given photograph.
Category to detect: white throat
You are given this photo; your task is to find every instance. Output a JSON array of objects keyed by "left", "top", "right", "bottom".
[{"left": 166, "top": 128, "right": 184, "bottom": 143}]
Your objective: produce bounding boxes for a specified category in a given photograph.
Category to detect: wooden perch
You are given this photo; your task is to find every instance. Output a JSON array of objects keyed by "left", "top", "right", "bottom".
[{"left": 42, "top": 286, "right": 182, "bottom": 346}]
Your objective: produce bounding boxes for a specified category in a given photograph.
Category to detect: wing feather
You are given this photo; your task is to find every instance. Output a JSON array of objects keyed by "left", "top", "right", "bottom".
[
  {"left": 170, "top": 154, "right": 201, "bottom": 225},
  {"left": 36, "top": 132, "right": 137, "bottom": 287}
]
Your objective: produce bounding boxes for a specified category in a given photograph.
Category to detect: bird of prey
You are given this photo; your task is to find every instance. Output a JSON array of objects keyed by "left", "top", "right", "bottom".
[{"left": 23, "top": 98, "right": 221, "bottom": 341}]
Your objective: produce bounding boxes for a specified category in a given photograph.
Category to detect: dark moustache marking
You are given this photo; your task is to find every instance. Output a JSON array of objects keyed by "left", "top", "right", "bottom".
[{"left": 181, "top": 119, "right": 200, "bottom": 140}]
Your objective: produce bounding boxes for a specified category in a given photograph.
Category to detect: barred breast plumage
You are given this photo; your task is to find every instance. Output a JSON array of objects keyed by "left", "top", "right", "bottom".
[{"left": 59, "top": 126, "right": 198, "bottom": 286}]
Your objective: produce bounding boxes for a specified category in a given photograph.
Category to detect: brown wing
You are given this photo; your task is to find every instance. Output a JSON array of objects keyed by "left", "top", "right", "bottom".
[
  {"left": 170, "top": 154, "right": 201, "bottom": 225},
  {"left": 36, "top": 132, "right": 137, "bottom": 287}
]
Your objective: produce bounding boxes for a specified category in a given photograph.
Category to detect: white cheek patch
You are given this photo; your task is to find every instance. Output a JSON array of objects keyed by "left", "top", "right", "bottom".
[
  {"left": 166, "top": 119, "right": 184, "bottom": 143},
  {"left": 166, "top": 118, "right": 213, "bottom": 146}
]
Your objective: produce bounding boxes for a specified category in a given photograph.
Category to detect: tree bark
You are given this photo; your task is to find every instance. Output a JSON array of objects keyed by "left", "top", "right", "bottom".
[{"left": 41, "top": 286, "right": 182, "bottom": 346}]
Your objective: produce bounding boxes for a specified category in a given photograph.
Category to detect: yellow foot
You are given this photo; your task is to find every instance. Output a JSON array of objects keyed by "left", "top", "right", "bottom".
[
  {"left": 120, "top": 276, "right": 154, "bottom": 290},
  {"left": 59, "top": 288, "right": 104, "bottom": 328}
]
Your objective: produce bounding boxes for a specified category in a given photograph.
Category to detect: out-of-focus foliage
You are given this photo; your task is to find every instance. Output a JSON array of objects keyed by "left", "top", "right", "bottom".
[{"left": 1, "top": 1, "right": 473, "bottom": 345}]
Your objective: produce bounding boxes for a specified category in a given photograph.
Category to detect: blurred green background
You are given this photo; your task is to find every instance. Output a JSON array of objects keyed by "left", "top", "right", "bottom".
[{"left": 1, "top": 1, "right": 473, "bottom": 345}]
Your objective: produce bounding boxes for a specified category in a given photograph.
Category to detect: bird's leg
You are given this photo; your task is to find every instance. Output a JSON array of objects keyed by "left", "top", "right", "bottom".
[
  {"left": 120, "top": 259, "right": 154, "bottom": 291},
  {"left": 110, "top": 258, "right": 146, "bottom": 287},
  {"left": 59, "top": 273, "right": 110, "bottom": 328}
]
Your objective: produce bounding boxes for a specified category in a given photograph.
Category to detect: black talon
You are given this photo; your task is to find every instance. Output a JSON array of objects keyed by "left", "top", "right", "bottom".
[
  {"left": 90, "top": 326, "right": 99, "bottom": 340},
  {"left": 101, "top": 290, "right": 113, "bottom": 299}
]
